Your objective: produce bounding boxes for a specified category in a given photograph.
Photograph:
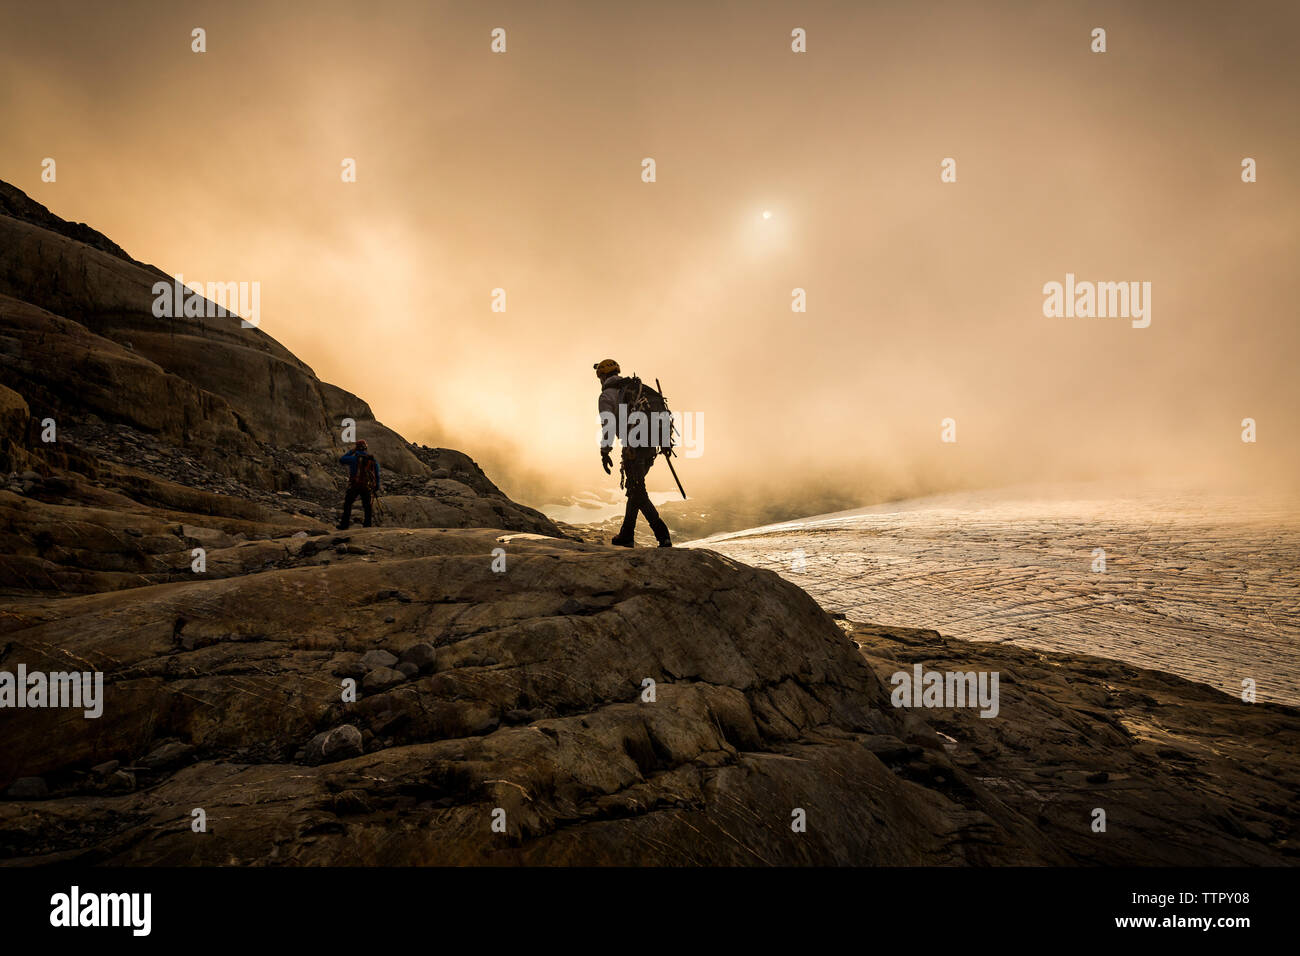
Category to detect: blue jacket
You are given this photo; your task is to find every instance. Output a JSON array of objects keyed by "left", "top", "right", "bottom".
[{"left": 340, "top": 449, "right": 381, "bottom": 491}]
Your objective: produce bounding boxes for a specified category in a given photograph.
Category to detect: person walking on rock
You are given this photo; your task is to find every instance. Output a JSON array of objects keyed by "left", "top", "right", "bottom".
[
  {"left": 595, "top": 358, "right": 671, "bottom": 548},
  {"left": 338, "top": 438, "right": 380, "bottom": 529}
]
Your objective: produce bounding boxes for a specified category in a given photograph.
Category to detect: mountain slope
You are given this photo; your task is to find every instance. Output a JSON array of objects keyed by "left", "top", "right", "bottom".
[{"left": 0, "top": 180, "right": 560, "bottom": 598}]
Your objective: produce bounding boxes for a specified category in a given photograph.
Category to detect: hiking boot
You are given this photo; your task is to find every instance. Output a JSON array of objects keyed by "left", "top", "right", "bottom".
[
  {"left": 657, "top": 538, "right": 672, "bottom": 548},
  {"left": 610, "top": 535, "right": 635, "bottom": 548}
]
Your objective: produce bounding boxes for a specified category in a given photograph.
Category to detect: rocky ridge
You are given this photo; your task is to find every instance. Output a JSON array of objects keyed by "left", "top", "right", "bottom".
[{"left": 0, "top": 182, "right": 560, "bottom": 597}]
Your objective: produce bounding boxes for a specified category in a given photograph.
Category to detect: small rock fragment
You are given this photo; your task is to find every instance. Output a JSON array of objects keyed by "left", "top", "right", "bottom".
[{"left": 360, "top": 649, "right": 398, "bottom": 670}]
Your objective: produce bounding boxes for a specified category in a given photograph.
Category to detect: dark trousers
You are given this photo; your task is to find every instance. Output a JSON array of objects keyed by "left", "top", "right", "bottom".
[
  {"left": 618, "top": 448, "right": 669, "bottom": 542},
  {"left": 341, "top": 486, "right": 373, "bottom": 528}
]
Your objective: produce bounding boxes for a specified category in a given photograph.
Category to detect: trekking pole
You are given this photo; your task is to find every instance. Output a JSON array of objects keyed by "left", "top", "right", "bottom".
[{"left": 662, "top": 449, "right": 687, "bottom": 499}]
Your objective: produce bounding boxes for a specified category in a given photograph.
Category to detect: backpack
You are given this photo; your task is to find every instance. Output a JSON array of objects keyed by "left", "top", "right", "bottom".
[
  {"left": 618, "top": 375, "right": 675, "bottom": 453},
  {"left": 351, "top": 453, "right": 379, "bottom": 492}
]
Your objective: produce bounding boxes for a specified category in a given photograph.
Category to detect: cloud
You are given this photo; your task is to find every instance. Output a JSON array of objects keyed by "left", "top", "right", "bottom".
[{"left": 4, "top": 0, "right": 1297, "bottom": 515}]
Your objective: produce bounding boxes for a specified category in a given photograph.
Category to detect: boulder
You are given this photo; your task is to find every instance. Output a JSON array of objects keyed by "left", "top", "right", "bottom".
[
  {"left": 303, "top": 726, "right": 365, "bottom": 767},
  {"left": 398, "top": 642, "right": 437, "bottom": 672},
  {"left": 359, "top": 649, "right": 398, "bottom": 671}
]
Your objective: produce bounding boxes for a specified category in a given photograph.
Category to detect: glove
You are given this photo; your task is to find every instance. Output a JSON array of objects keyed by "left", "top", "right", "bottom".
[{"left": 601, "top": 448, "right": 613, "bottom": 474}]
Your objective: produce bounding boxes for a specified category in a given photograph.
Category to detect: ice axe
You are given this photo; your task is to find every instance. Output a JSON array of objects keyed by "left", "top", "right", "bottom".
[{"left": 656, "top": 378, "right": 688, "bottom": 500}]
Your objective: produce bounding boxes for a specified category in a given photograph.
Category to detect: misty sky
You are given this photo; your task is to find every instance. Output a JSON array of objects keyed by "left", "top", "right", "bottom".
[{"left": 3, "top": 0, "right": 1297, "bottom": 512}]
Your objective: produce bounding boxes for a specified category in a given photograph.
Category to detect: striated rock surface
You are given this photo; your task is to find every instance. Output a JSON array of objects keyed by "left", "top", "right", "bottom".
[
  {"left": 0, "top": 530, "right": 1060, "bottom": 865},
  {"left": 1, "top": 529, "right": 1295, "bottom": 865}
]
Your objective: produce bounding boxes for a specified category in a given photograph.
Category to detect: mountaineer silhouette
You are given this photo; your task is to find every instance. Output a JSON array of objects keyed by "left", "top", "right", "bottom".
[
  {"left": 338, "top": 438, "right": 381, "bottom": 529},
  {"left": 595, "top": 358, "right": 675, "bottom": 548}
]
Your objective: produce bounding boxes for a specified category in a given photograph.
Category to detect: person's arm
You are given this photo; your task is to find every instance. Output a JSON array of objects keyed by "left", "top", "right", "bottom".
[
  {"left": 340, "top": 449, "right": 356, "bottom": 465},
  {"left": 598, "top": 388, "right": 618, "bottom": 473},
  {"left": 598, "top": 386, "right": 618, "bottom": 450},
  {"left": 374, "top": 459, "right": 381, "bottom": 491}
]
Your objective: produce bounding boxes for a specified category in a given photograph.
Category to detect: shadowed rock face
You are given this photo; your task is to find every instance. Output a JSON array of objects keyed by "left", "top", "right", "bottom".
[
  {"left": 2, "top": 529, "right": 1295, "bottom": 866},
  {"left": 0, "top": 530, "right": 1064, "bottom": 865},
  {"left": 846, "top": 622, "right": 1300, "bottom": 866}
]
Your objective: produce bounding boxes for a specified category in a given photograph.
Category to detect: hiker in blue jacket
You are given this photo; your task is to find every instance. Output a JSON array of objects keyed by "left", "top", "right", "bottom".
[{"left": 338, "top": 439, "right": 381, "bottom": 529}]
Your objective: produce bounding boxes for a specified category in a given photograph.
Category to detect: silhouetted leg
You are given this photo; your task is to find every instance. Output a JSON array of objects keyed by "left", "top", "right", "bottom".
[
  {"left": 616, "top": 449, "right": 651, "bottom": 542},
  {"left": 340, "top": 486, "right": 358, "bottom": 529},
  {"left": 637, "top": 454, "right": 670, "bottom": 543},
  {"left": 616, "top": 497, "right": 639, "bottom": 540},
  {"left": 641, "top": 501, "right": 669, "bottom": 543},
  {"left": 361, "top": 490, "right": 373, "bottom": 527}
]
